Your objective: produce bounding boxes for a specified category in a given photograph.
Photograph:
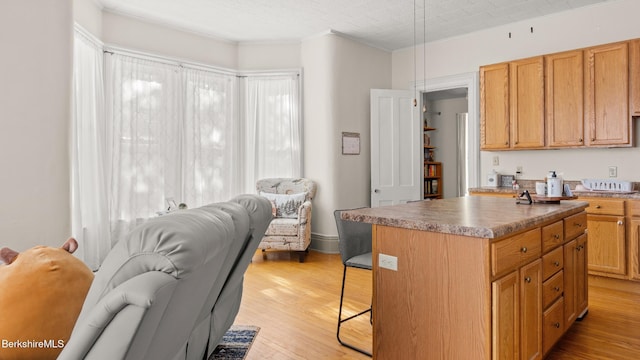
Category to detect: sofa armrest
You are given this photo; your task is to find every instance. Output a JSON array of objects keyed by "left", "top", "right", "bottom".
[{"left": 58, "top": 271, "right": 177, "bottom": 360}]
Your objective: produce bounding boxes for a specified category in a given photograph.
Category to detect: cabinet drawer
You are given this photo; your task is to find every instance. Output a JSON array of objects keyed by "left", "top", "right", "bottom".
[
  {"left": 542, "top": 220, "right": 564, "bottom": 253},
  {"left": 542, "top": 246, "right": 564, "bottom": 280},
  {"left": 564, "top": 212, "right": 587, "bottom": 240},
  {"left": 582, "top": 198, "right": 625, "bottom": 216},
  {"left": 625, "top": 200, "right": 640, "bottom": 217},
  {"left": 491, "top": 228, "right": 541, "bottom": 277},
  {"left": 543, "top": 297, "right": 565, "bottom": 355},
  {"left": 543, "top": 270, "right": 564, "bottom": 309}
]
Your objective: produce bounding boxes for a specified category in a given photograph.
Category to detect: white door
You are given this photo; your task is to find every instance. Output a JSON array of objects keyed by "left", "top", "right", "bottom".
[{"left": 370, "top": 89, "right": 421, "bottom": 207}]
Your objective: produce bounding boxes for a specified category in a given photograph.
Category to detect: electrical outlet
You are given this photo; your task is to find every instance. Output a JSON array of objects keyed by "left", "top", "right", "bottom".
[
  {"left": 516, "top": 166, "right": 523, "bottom": 178},
  {"left": 493, "top": 156, "right": 499, "bottom": 166},
  {"left": 609, "top": 166, "right": 617, "bottom": 178},
  {"left": 379, "top": 253, "right": 398, "bottom": 271}
]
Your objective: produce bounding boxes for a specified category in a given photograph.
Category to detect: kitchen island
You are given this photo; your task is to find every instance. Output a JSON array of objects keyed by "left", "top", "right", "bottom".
[{"left": 342, "top": 196, "right": 589, "bottom": 360}]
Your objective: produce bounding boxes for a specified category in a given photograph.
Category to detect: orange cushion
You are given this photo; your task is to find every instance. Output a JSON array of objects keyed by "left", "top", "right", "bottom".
[{"left": 0, "top": 246, "right": 94, "bottom": 359}]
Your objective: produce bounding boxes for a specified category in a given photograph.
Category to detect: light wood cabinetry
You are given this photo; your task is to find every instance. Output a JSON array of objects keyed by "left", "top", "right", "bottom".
[
  {"left": 480, "top": 63, "right": 510, "bottom": 149},
  {"left": 582, "top": 198, "right": 627, "bottom": 277},
  {"left": 629, "top": 39, "right": 640, "bottom": 116},
  {"left": 519, "top": 259, "right": 543, "bottom": 360},
  {"left": 545, "top": 50, "right": 585, "bottom": 147},
  {"left": 480, "top": 57, "right": 544, "bottom": 150},
  {"left": 584, "top": 42, "right": 631, "bottom": 146},
  {"left": 372, "top": 208, "right": 587, "bottom": 359},
  {"left": 625, "top": 200, "right": 640, "bottom": 280},
  {"left": 481, "top": 39, "right": 636, "bottom": 150},
  {"left": 510, "top": 57, "right": 545, "bottom": 149}
]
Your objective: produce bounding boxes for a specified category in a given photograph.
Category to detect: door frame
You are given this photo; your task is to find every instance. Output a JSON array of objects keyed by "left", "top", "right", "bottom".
[{"left": 413, "top": 72, "right": 480, "bottom": 189}]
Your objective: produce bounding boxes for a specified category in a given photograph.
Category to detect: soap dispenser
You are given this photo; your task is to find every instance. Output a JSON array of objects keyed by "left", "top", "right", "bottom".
[{"left": 547, "top": 171, "right": 563, "bottom": 197}]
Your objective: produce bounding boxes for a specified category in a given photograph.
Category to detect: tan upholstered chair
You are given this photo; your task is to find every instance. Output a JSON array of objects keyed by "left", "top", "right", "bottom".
[{"left": 257, "top": 178, "right": 317, "bottom": 262}]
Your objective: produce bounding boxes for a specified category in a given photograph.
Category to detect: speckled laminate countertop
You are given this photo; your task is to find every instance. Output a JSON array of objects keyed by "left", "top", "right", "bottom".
[
  {"left": 469, "top": 186, "right": 640, "bottom": 199},
  {"left": 341, "top": 196, "right": 588, "bottom": 239}
]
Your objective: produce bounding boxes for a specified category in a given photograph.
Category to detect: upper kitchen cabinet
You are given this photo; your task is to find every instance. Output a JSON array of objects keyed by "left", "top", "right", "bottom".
[
  {"left": 480, "top": 63, "right": 510, "bottom": 150},
  {"left": 510, "top": 56, "right": 545, "bottom": 149},
  {"left": 584, "top": 42, "right": 631, "bottom": 147},
  {"left": 546, "top": 50, "right": 585, "bottom": 148},
  {"left": 480, "top": 58, "right": 545, "bottom": 150},
  {"left": 629, "top": 39, "right": 640, "bottom": 116},
  {"left": 481, "top": 39, "right": 637, "bottom": 150}
]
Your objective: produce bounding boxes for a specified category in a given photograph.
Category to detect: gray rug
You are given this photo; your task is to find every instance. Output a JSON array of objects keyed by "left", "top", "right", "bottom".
[{"left": 209, "top": 325, "right": 260, "bottom": 360}]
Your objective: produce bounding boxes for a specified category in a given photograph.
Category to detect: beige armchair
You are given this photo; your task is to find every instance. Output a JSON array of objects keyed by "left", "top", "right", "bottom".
[{"left": 257, "top": 178, "right": 317, "bottom": 262}]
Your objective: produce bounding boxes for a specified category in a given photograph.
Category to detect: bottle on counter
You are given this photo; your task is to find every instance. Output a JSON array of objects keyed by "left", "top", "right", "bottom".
[{"left": 547, "top": 171, "right": 563, "bottom": 197}]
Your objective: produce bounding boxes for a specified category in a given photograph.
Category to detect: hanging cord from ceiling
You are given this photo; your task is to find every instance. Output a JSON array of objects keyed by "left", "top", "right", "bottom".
[{"left": 413, "top": 0, "right": 417, "bottom": 107}]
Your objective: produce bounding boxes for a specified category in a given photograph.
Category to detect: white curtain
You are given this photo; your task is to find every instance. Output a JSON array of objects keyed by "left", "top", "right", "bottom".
[
  {"left": 182, "top": 68, "right": 240, "bottom": 207},
  {"left": 71, "top": 28, "right": 110, "bottom": 270},
  {"left": 73, "top": 40, "right": 302, "bottom": 266},
  {"left": 243, "top": 74, "right": 302, "bottom": 192},
  {"left": 106, "top": 54, "right": 181, "bottom": 242}
]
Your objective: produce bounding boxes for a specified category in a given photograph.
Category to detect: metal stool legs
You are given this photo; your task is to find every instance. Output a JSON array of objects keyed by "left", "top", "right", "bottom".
[{"left": 337, "top": 265, "right": 372, "bottom": 357}]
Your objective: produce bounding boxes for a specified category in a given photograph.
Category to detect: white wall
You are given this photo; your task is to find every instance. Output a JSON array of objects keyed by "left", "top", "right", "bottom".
[
  {"left": 301, "top": 33, "right": 391, "bottom": 249},
  {"left": 0, "top": 0, "right": 73, "bottom": 251},
  {"left": 237, "top": 42, "right": 301, "bottom": 70},
  {"left": 101, "top": 11, "right": 238, "bottom": 69},
  {"left": 392, "top": 0, "right": 640, "bottom": 186},
  {"left": 73, "top": 0, "right": 102, "bottom": 37}
]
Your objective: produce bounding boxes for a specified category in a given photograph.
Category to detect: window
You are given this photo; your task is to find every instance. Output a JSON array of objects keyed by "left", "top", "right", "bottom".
[{"left": 72, "top": 27, "right": 302, "bottom": 266}]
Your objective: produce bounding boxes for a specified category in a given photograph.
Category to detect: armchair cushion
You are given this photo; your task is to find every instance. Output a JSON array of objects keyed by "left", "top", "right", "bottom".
[{"left": 259, "top": 192, "right": 306, "bottom": 218}]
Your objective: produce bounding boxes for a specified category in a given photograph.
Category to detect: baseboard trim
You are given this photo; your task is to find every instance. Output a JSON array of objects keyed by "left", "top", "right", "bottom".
[
  {"left": 588, "top": 275, "right": 640, "bottom": 295},
  {"left": 310, "top": 233, "right": 339, "bottom": 254}
]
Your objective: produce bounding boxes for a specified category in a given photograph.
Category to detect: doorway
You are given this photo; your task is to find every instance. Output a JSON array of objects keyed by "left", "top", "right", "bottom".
[{"left": 416, "top": 72, "right": 479, "bottom": 197}]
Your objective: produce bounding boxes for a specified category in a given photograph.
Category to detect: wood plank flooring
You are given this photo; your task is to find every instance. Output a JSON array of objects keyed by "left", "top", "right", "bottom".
[{"left": 234, "top": 250, "right": 640, "bottom": 359}]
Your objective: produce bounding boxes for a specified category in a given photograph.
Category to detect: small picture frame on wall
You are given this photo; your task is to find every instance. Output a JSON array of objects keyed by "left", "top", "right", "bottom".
[{"left": 342, "top": 132, "right": 360, "bottom": 155}]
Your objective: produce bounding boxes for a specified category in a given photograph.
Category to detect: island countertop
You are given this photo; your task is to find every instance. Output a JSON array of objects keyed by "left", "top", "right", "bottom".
[{"left": 341, "top": 196, "right": 588, "bottom": 239}]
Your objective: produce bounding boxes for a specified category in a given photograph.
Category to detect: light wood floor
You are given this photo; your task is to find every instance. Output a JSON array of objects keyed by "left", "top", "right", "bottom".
[{"left": 234, "top": 250, "right": 640, "bottom": 359}]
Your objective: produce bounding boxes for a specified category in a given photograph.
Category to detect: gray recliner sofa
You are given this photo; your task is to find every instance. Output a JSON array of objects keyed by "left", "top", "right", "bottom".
[{"left": 58, "top": 194, "right": 272, "bottom": 360}]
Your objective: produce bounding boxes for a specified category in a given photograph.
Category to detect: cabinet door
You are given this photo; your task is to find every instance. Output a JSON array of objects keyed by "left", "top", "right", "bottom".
[
  {"left": 563, "top": 235, "right": 588, "bottom": 327},
  {"left": 492, "top": 270, "right": 519, "bottom": 360},
  {"left": 481, "top": 63, "right": 510, "bottom": 150},
  {"left": 629, "top": 218, "right": 640, "bottom": 280},
  {"left": 630, "top": 40, "right": 640, "bottom": 116},
  {"left": 545, "top": 50, "right": 584, "bottom": 147},
  {"left": 584, "top": 42, "right": 631, "bottom": 146},
  {"left": 510, "top": 57, "right": 545, "bottom": 149},
  {"left": 520, "top": 260, "right": 542, "bottom": 360},
  {"left": 587, "top": 214, "right": 626, "bottom": 276},
  {"left": 576, "top": 234, "right": 588, "bottom": 316}
]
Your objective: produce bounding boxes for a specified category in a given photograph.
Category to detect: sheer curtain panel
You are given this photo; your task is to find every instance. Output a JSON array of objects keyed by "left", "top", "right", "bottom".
[
  {"left": 106, "top": 54, "right": 182, "bottom": 242},
  {"left": 182, "top": 68, "right": 240, "bottom": 207},
  {"left": 244, "top": 74, "right": 302, "bottom": 192},
  {"left": 71, "top": 28, "right": 110, "bottom": 270}
]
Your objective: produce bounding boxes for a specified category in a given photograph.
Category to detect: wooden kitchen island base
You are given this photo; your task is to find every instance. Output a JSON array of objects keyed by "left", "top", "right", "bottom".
[{"left": 343, "top": 197, "right": 589, "bottom": 360}]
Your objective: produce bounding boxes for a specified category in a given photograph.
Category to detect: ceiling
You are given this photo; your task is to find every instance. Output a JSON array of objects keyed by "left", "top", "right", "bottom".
[{"left": 97, "top": 0, "right": 612, "bottom": 51}]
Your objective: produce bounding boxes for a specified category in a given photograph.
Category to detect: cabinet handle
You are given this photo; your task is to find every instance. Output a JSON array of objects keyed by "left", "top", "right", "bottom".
[
  {"left": 554, "top": 261, "right": 560, "bottom": 267},
  {"left": 525, "top": 277, "right": 532, "bottom": 283},
  {"left": 554, "top": 234, "right": 560, "bottom": 240},
  {"left": 591, "top": 138, "right": 596, "bottom": 141},
  {"left": 554, "top": 322, "right": 561, "bottom": 328},
  {"left": 554, "top": 286, "right": 561, "bottom": 292},
  {"left": 576, "top": 245, "right": 584, "bottom": 251},
  {"left": 579, "top": 138, "right": 583, "bottom": 142},
  {"left": 595, "top": 205, "right": 601, "bottom": 209},
  {"left": 574, "top": 222, "right": 582, "bottom": 227},
  {"left": 521, "top": 247, "right": 528, "bottom": 253},
  {"left": 618, "top": 220, "right": 624, "bottom": 226}
]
